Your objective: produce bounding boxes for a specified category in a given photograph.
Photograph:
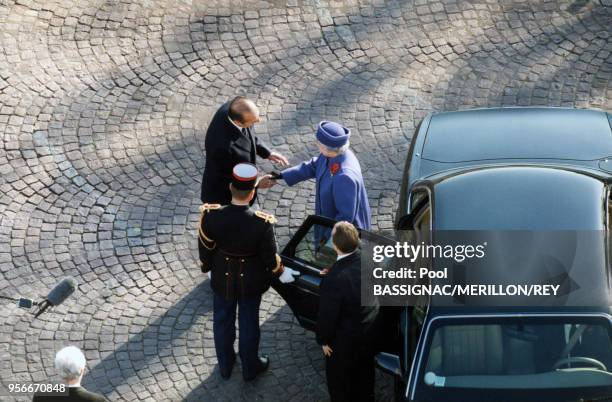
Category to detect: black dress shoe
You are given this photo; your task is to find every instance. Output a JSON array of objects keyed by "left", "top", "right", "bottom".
[
  {"left": 220, "top": 355, "right": 236, "bottom": 380},
  {"left": 243, "top": 355, "right": 269, "bottom": 381}
]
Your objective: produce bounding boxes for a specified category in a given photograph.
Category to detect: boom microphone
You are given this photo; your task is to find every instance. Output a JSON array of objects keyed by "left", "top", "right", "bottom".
[{"left": 34, "top": 277, "right": 78, "bottom": 318}]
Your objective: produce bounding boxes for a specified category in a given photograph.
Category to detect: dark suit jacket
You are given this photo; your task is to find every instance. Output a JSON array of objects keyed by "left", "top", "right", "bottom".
[
  {"left": 200, "top": 101, "right": 271, "bottom": 204},
  {"left": 316, "top": 250, "right": 379, "bottom": 346},
  {"left": 32, "top": 386, "right": 107, "bottom": 402}
]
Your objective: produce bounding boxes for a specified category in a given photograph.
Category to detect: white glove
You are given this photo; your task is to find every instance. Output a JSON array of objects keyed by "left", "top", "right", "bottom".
[
  {"left": 207, "top": 271, "right": 212, "bottom": 280},
  {"left": 279, "top": 267, "right": 300, "bottom": 284}
]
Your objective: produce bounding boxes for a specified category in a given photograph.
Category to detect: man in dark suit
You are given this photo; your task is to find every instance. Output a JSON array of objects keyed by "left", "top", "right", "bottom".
[
  {"left": 316, "top": 221, "right": 379, "bottom": 402},
  {"left": 198, "top": 163, "right": 300, "bottom": 380},
  {"left": 32, "top": 346, "right": 107, "bottom": 402},
  {"left": 200, "top": 97, "right": 288, "bottom": 204}
]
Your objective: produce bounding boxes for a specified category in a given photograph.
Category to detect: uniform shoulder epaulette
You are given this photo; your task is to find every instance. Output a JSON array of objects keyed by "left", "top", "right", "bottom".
[
  {"left": 199, "top": 203, "right": 222, "bottom": 214},
  {"left": 255, "top": 210, "right": 277, "bottom": 224},
  {"left": 198, "top": 204, "right": 220, "bottom": 251}
]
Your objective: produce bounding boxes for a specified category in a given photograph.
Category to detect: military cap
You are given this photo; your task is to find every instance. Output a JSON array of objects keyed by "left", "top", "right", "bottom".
[{"left": 232, "top": 162, "right": 258, "bottom": 190}]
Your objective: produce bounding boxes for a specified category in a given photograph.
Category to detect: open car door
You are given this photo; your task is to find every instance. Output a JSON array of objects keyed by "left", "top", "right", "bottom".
[
  {"left": 272, "top": 215, "right": 401, "bottom": 338},
  {"left": 272, "top": 215, "right": 339, "bottom": 330},
  {"left": 273, "top": 214, "right": 404, "bottom": 398}
]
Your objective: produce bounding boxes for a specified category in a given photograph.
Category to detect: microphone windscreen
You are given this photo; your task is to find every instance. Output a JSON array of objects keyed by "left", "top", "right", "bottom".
[{"left": 46, "top": 277, "right": 78, "bottom": 306}]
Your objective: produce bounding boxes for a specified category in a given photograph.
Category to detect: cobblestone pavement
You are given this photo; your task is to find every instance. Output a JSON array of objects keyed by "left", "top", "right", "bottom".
[{"left": 0, "top": 0, "right": 610, "bottom": 401}]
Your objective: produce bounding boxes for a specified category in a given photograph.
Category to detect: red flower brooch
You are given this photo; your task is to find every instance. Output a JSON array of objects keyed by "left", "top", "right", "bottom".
[{"left": 330, "top": 163, "right": 340, "bottom": 176}]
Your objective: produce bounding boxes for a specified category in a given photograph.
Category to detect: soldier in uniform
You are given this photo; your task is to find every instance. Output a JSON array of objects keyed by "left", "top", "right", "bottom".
[{"left": 198, "top": 162, "right": 300, "bottom": 381}]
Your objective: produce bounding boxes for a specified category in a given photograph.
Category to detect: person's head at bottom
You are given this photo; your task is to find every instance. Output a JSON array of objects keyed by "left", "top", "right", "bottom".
[
  {"left": 229, "top": 163, "right": 258, "bottom": 205},
  {"left": 331, "top": 221, "right": 360, "bottom": 256},
  {"left": 55, "top": 346, "right": 86, "bottom": 386}
]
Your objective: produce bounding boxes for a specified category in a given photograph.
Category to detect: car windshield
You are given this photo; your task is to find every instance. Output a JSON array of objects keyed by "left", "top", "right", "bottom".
[{"left": 414, "top": 315, "right": 612, "bottom": 402}]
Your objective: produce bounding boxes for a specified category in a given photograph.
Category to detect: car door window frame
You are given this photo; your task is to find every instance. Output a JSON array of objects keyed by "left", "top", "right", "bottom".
[
  {"left": 281, "top": 214, "right": 339, "bottom": 274},
  {"left": 402, "top": 188, "right": 433, "bottom": 399},
  {"left": 606, "top": 186, "right": 612, "bottom": 291}
]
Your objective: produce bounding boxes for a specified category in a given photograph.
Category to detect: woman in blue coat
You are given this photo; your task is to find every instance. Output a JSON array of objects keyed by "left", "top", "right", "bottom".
[{"left": 265, "top": 121, "right": 371, "bottom": 240}]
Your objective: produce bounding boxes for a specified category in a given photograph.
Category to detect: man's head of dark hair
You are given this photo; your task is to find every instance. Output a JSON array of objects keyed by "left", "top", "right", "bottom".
[
  {"left": 332, "top": 221, "right": 360, "bottom": 254},
  {"left": 230, "top": 184, "right": 254, "bottom": 201}
]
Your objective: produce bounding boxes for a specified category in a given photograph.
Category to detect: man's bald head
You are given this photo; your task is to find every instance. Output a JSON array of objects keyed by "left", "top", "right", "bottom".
[{"left": 229, "top": 96, "right": 260, "bottom": 127}]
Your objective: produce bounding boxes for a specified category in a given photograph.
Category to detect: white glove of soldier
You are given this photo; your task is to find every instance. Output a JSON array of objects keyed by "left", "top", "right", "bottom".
[
  {"left": 279, "top": 267, "right": 300, "bottom": 284},
  {"left": 207, "top": 271, "right": 211, "bottom": 280}
]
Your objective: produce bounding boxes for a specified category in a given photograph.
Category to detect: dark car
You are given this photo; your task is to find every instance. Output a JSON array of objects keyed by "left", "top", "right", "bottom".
[{"left": 273, "top": 107, "right": 612, "bottom": 401}]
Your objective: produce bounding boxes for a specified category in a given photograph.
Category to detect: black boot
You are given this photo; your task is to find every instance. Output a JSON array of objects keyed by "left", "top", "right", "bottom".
[
  {"left": 220, "top": 354, "right": 236, "bottom": 380},
  {"left": 243, "top": 355, "right": 269, "bottom": 381}
]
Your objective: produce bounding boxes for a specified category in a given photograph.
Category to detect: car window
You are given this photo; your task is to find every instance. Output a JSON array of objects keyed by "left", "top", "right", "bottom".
[
  {"left": 415, "top": 316, "right": 612, "bottom": 400},
  {"left": 293, "top": 223, "right": 337, "bottom": 271}
]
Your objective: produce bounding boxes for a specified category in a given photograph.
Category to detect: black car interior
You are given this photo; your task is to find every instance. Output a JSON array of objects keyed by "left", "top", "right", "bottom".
[{"left": 424, "top": 322, "right": 612, "bottom": 388}]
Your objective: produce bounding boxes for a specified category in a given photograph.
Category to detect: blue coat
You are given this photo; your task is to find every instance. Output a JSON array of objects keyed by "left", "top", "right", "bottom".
[{"left": 282, "top": 149, "right": 372, "bottom": 232}]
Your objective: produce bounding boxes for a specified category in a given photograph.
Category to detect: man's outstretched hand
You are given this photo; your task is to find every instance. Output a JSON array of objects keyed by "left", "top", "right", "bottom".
[
  {"left": 268, "top": 151, "right": 289, "bottom": 167},
  {"left": 257, "top": 174, "right": 277, "bottom": 189}
]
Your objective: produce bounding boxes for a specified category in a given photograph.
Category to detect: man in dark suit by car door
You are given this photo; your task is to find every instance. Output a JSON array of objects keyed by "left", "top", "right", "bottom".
[
  {"left": 200, "top": 96, "right": 289, "bottom": 204},
  {"left": 316, "top": 221, "right": 379, "bottom": 402}
]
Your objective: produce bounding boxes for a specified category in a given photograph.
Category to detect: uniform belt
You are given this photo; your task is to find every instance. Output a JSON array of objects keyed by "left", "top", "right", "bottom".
[{"left": 219, "top": 249, "right": 256, "bottom": 258}]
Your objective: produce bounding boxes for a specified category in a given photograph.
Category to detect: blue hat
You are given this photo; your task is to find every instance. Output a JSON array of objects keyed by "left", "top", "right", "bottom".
[{"left": 316, "top": 121, "right": 350, "bottom": 148}]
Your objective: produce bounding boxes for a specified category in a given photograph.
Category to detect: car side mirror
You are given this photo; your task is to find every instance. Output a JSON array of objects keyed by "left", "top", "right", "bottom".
[{"left": 375, "top": 352, "right": 402, "bottom": 377}]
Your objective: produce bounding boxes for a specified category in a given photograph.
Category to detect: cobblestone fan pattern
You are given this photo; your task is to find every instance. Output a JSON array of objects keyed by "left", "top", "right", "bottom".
[{"left": 0, "top": 0, "right": 610, "bottom": 401}]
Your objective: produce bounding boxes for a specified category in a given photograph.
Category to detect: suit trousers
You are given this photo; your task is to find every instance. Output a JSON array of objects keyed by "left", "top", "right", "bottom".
[
  {"left": 325, "top": 336, "right": 375, "bottom": 402},
  {"left": 213, "top": 292, "right": 262, "bottom": 378}
]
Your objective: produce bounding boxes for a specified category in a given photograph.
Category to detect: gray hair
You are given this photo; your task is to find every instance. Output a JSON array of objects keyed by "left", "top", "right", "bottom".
[
  {"left": 54, "top": 346, "right": 86, "bottom": 382},
  {"left": 318, "top": 140, "right": 350, "bottom": 155}
]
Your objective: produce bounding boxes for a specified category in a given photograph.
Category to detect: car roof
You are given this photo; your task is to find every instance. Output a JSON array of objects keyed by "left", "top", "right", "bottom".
[
  {"left": 424, "top": 167, "right": 610, "bottom": 313},
  {"left": 422, "top": 107, "right": 612, "bottom": 163},
  {"left": 426, "top": 306, "right": 612, "bottom": 319},
  {"left": 430, "top": 166, "right": 607, "bottom": 230}
]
